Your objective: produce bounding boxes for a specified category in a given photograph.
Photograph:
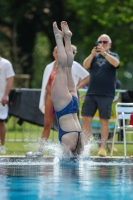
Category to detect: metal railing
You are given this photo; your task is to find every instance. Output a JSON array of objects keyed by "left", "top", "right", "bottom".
[{"left": 6, "top": 117, "right": 57, "bottom": 142}]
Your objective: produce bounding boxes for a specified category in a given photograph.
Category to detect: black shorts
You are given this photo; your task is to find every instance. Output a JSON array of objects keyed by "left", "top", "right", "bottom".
[
  {"left": 82, "top": 95, "right": 113, "bottom": 119},
  {"left": 0, "top": 118, "right": 7, "bottom": 122}
]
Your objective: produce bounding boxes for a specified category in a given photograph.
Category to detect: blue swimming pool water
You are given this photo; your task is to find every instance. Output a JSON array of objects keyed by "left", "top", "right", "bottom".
[{"left": 0, "top": 157, "right": 133, "bottom": 200}]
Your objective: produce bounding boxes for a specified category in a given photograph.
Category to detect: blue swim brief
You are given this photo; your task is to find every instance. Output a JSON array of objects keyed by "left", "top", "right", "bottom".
[{"left": 56, "top": 96, "right": 80, "bottom": 142}]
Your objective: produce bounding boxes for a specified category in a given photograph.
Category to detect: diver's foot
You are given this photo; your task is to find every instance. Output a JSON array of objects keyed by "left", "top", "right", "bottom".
[
  {"left": 61, "top": 21, "right": 72, "bottom": 38},
  {"left": 53, "top": 21, "right": 64, "bottom": 38}
]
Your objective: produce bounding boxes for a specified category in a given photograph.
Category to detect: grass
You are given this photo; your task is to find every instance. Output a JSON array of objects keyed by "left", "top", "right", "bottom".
[
  {"left": 4, "top": 117, "right": 58, "bottom": 156},
  {"left": 2, "top": 117, "right": 133, "bottom": 157},
  {"left": 89, "top": 143, "right": 133, "bottom": 157}
]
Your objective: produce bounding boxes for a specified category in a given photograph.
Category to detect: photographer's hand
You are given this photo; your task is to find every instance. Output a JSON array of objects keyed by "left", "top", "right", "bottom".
[
  {"left": 91, "top": 47, "right": 97, "bottom": 56},
  {"left": 83, "top": 47, "right": 97, "bottom": 69},
  {"left": 97, "top": 44, "right": 120, "bottom": 67},
  {"left": 96, "top": 44, "right": 105, "bottom": 55}
]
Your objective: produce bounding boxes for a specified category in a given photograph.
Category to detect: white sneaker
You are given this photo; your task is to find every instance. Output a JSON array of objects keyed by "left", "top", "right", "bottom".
[{"left": 0, "top": 146, "right": 6, "bottom": 154}]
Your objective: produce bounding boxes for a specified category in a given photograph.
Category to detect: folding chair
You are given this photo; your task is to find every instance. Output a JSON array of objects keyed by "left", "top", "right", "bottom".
[{"left": 111, "top": 102, "right": 133, "bottom": 157}]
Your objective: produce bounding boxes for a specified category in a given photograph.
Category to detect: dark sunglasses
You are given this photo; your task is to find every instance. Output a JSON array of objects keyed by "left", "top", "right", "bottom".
[{"left": 98, "top": 41, "right": 109, "bottom": 44}]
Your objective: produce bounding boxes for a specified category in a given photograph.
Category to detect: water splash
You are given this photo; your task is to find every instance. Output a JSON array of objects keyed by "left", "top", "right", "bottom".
[
  {"left": 80, "top": 138, "right": 98, "bottom": 160},
  {"left": 24, "top": 140, "right": 60, "bottom": 156},
  {"left": 54, "top": 143, "right": 77, "bottom": 162}
]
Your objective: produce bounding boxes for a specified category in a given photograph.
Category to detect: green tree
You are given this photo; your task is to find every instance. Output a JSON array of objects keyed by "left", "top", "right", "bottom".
[
  {"left": 66, "top": 0, "right": 133, "bottom": 88},
  {"left": 0, "top": 0, "right": 133, "bottom": 88}
]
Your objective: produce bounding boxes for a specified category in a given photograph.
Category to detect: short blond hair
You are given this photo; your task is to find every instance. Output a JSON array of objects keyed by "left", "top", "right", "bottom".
[{"left": 71, "top": 44, "right": 77, "bottom": 54}]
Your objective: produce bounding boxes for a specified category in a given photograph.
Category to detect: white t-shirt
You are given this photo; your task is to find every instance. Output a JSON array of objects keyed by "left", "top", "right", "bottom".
[
  {"left": 0, "top": 57, "right": 15, "bottom": 119},
  {"left": 72, "top": 61, "right": 89, "bottom": 86},
  {"left": 39, "top": 60, "right": 89, "bottom": 113}
]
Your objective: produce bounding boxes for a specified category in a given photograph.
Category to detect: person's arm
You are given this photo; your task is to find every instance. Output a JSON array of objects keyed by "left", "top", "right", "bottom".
[
  {"left": 46, "top": 71, "right": 55, "bottom": 95},
  {"left": 97, "top": 44, "right": 120, "bottom": 67},
  {"left": 46, "top": 82, "right": 51, "bottom": 95},
  {"left": 83, "top": 47, "right": 97, "bottom": 69},
  {"left": 102, "top": 52, "right": 120, "bottom": 67},
  {"left": 2, "top": 77, "right": 14, "bottom": 105},
  {"left": 77, "top": 75, "right": 90, "bottom": 90}
]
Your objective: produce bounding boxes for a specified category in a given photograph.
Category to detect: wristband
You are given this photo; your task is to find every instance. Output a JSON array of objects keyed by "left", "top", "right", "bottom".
[{"left": 104, "top": 51, "right": 108, "bottom": 57}]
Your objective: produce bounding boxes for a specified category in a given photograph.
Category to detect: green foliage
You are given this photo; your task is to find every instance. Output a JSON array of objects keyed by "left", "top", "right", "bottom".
[
  {"left": 32, "top": 32, "right": 51, "bottom": 88},
  {"left": 66, "top": 0, "right": 133, "bottom": 89}
]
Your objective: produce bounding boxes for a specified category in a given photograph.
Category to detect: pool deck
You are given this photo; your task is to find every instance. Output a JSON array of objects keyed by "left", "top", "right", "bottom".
[
  {"left": 0, "top": 155, "right": 132, "bottom": 158},
  {"left": 0, "top": 155, "right": 132, "bottom": 165}
]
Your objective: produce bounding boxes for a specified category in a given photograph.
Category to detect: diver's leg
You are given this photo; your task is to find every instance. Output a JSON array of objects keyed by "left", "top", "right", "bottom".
[
  {"left": 52, "top": 22, "right": 71, "bottom": 111},
  {"left": 61, "top": 21, "right": 77, "bottom": 98}
]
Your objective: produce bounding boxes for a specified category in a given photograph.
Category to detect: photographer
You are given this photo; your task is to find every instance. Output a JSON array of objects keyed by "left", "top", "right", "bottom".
[{"left": 81, "top": 34, "right": 120, "bottom": 157}]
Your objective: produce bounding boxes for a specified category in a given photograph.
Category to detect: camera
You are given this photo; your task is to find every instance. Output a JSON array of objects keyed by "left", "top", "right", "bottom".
[
  {"left": 95, "top": 41, "right": 100, "bottom": 52},
  {"left": 95, "top": 41, "right": 99, "bottom": 47}
]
